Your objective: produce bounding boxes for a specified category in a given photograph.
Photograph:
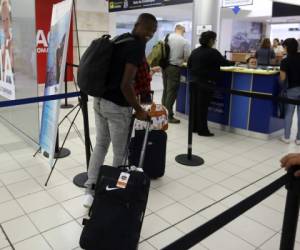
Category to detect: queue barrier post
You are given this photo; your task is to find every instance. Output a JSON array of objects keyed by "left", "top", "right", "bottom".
[
  {"left": 280, "top": 166, "right": 300, "bottom": 250},
  {"left": 175, "top": 82, "right": 204, "bottom": 167}
]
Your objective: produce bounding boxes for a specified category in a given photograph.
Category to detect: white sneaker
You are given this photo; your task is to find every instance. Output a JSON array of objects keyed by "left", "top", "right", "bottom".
[
  {"left": 295, "top": 140, "right": 300, "bottom": 145},
  {"left": 280, "top": 136, "right": 290, "bottom": 144},
  {"left": 83, "top": 194, "right": 94, "bottom": 208}
]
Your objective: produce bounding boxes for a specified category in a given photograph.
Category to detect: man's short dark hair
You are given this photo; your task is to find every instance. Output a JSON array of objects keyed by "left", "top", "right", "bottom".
[
  {"left": 135, "top": 13, "right": 157, "bottom": 27},
  {"left": 282, "top": 38, "right": 298, "bottom": 55},
  {"left": 199, "top": 31, "right": 217, "bottom": 47}
]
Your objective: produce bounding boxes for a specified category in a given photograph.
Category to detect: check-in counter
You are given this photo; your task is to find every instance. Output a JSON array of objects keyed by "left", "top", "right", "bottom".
[{"left": 176, "top": 66, "right": 284, "bottom": 139}]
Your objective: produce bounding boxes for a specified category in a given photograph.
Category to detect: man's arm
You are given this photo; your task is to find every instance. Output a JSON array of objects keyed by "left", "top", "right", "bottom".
[
  {"left": 121, "top": 63, "right": 148, "bottom": 121},
  {"left": 281, "top": 153, "right": 300, "bottom": 177}
]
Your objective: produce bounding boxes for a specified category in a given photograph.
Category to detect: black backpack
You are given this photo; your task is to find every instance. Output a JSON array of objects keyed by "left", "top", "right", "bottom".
[
  {"left": 77, "top": 34, "right": 134, "bottom": 97},
  {"left": 160, "top": 33, "right": 171, "bottom": 69}
]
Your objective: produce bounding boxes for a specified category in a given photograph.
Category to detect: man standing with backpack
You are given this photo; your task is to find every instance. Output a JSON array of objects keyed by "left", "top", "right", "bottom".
[
  {"left": 162, "top": 24, "right": 190, "bottom": 124},
  {"left": 83, "top": 13, "right": 157, "bottom": 208}
]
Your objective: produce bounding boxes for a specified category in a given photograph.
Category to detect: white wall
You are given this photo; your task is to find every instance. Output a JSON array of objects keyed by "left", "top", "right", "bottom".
[
  {"left": 221, "top": 0, "right": 273, "bottom": 19},
  {"left": 219, "top": 19, "right": 233, "bottom": 55},
  {"left": 219, "top": 0, "right": 273, "bottom": 53}
]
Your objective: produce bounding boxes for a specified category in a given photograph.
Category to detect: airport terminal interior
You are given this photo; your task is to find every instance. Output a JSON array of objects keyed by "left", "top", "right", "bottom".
[{"left": 1, "top": 0, "right": 300, "bottom": 249}]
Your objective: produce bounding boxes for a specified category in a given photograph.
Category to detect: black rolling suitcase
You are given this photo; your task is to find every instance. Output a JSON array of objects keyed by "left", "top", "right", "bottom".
[
  {"left": 79, "top": 122, "right": 151, "bottom": 250},
  {"left": 129, "top": 129, "right": 167, "bottom": 179}
]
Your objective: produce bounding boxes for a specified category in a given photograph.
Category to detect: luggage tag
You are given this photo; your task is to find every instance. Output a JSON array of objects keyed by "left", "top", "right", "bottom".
[{"left": 116, "top": 172, "right": 130, "bottom": 189}]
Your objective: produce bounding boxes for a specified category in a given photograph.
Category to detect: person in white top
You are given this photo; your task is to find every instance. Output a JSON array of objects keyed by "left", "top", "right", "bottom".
[
  {"left": 273, "top": 38, "right": 284, "bottom": 56},
  {"left": 162, "top": 24, "right": 190, "bottom": 124}
]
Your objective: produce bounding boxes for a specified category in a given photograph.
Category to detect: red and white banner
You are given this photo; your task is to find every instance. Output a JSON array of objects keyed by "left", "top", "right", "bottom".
[{"left": 35, "top": 0, "right": 73, "bottom": 84}]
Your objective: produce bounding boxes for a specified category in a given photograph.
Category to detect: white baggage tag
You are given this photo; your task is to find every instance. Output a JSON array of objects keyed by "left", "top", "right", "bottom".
[{"left": 116, "top": 172, "right": 130, "bottom": 189}]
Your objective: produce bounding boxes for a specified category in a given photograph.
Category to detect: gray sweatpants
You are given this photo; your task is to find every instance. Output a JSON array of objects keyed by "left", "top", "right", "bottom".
[{"left": 85, "top": 98, "right": 132, "bottom": 195}]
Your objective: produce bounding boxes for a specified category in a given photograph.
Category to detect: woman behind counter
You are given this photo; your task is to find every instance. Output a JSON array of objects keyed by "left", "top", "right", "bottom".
[
  {"left": 255, "top": 38, "right": 275, "bottom": 66},
  {"left": 188, "top": 31, "right": 234, "bottom": 137}
]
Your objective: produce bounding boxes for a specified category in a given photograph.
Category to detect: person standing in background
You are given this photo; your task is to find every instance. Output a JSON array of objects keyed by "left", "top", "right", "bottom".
[
  {"left": 273, "top": 38, "right": 284, "bottom": 56},
  {"left": 162, "top": 24, "right": 190, "bottom": 124},
  {"left": 255, "top": 38, "right": 275, "bottom": 65},
  {"left": 279, "top": 38, "right": 300, "bottom": 145},
  {"left": 188, "top": 31, "right": 235, "bottom": 136}
]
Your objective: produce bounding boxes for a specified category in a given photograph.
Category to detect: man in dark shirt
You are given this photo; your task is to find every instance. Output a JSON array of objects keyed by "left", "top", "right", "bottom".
[
  {"left": 188, "top": 31, "right": 234, "bottom": 136},
  {"left": 83, "top": 13, "right": 157, "bottom": 208},
  {"left": 279, "top": 38, "right": 300, "bottom": 144}
]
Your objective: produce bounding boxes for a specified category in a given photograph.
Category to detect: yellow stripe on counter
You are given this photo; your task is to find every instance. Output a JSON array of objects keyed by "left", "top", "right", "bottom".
[{"left": 221, "top": 66, "right": 279, "bottom": 75}]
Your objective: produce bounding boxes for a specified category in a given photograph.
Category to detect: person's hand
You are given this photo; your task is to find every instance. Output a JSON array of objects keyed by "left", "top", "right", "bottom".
[
  {"left": 280, "top": 153, "right": 300, "bottom": 177},
  {"left": 151, "top": 66, "right": 161, "bottom": 73},
  {"left": 135, "top": 109, "right": 150, "bottom": 121}
]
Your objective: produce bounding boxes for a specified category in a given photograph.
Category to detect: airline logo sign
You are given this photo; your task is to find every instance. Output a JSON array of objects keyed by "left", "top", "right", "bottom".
[
  {"left": 109, "top": 0, "right": 193, "bottom": 12},
  {"left": 222, "top": 0, "right": 253, "bottom": 7}
]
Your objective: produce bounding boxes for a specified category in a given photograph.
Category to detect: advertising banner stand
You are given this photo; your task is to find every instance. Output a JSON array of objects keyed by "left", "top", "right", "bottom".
[{"left": 42, "top": 0, "right": 92, "bottom": 187}]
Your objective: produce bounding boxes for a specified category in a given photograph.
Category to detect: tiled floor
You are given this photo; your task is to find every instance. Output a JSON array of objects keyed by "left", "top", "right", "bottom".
[{"left": 0, "top": 91, "right": 300, "bottom": 249}]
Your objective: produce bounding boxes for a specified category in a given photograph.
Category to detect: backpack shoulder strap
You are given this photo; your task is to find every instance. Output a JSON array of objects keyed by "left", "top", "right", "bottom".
[{"left": 113, "top": 33, "right": 135, "bottom": 44}]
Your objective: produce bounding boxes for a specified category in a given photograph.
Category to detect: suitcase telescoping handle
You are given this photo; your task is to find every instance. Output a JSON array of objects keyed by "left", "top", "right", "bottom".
[{"left": 138, "top": 120, "right": 151, "bottom": 169}]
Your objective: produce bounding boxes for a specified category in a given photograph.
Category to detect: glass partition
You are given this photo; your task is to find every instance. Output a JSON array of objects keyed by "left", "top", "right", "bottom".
[{"left": 0, "top": 0, "right": 39, "bottom": 143}]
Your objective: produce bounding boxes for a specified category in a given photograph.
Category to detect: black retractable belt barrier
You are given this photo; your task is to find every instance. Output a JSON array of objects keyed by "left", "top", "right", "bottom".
[
  {"left": 280, "top": 166, "right": 300, "bottom": 250},
  {"left": 175, "top": 82, "right": 204, "bottom": 167},
  {"left": 162, "top": 174, "right": 287, "bottom": 250}
]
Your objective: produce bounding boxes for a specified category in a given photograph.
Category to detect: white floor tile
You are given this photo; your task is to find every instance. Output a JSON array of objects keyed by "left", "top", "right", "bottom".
[
  {"left": 29, "top": 204, "right": 73, "bottom": 232},
  {"left": 147, "top": 227, "right": 184, "bottom": 249},
  {"left": 219, "top": 176, "right": 249, "bottom": 192},
  {"left": 141, "top": 214, "right": 170, "bottom": 239},
  {"left": 138, "top": 241, "right": 156, "bottom": 250},
  {"left": 201, "top": 185, "right": 232, "bottom": 201},
  {"left": 47, "top": 183, "right": 84, "bottom": 202},
  {"left": 196, "top": 167, "right": 230, "bottom": 183},
  {"left": 25, "top": 164, "right": 52, "bottom": 178},
  {"left": 225, "top": 216, "right": 276, "bottom": 247},
  {"left": 0, "top": 200, "right": 24, "bottom": 223},
  {"left": 61, "top": 196, "right": 88, "bottom": 219},
  {"left": 226, "top": 156, "right": 258, "bottom": 169},
  {"left": 213, "top": 161, "right": 243, "bottom": 175},
  {"left": 6, "top": 179, "right": 43, "bottom": 198},
  {"left": 245, "top": 205, "right": 284, "bottom": 231},
  {"left": 156, "top": 181, "right": 196, "bottom": 201},
  {"left": 260, "top": 233, "right": 300, "bottom": 250},
  {"left": 150, "top": 176, "right": 173, "bottom": 189},
  {"left": 2, "top": 216, "right": 39, "bottom": 244},
  {"left": 0, "top": 187, "right": 13, "bottom": 204},
  {"left": 199, "top": 203, "right": 227, "bottom": 220},
  {"left": 178, "top": 174, "right": 213, "bottom": 192},
  {"left": 0, "top": 169, "right": 31, "bottom": 185},
  {"left": 42, "top": 221, "right": 82, "bottom": 250},
  {"left": 17, "top": 191, "right": 57, "bottom": 213},
  {"left": 262, "top": 193, "right": 286, "bottom": 213},
  {"left": 156, "top": 202, "right": 194, "bottom": 224},
  {"left": 175, "top": 214, "right": 207, "bottom": 234},
  {"left": 60, "top": 166, "right": 86, "bottom": 181},
  {"left": 202, "top": 229, "right": 255, "bottom": 250},
  {"left": 190, "top": 243, "right": 209, "bottom": 250},
  {"left": 0, "top": 230, "right": 9, "bottom": 249},
  {"left": 0, "top": 160, "right": 21, "bottom": 174},
  {"left": 180, "top": 193, "right": 214, "bottom": 212},
  {"left": 147, "top": 190, "right": 175, "bottom": 212},
  {"left": 164, "top": 164, "right": 190, "bottom": 180},
  {"left": 35, "top": 171, "right": 69, "bottom": 188},
  {"left": 14, "top": 235, "right": 52, "bottom": 250}
]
